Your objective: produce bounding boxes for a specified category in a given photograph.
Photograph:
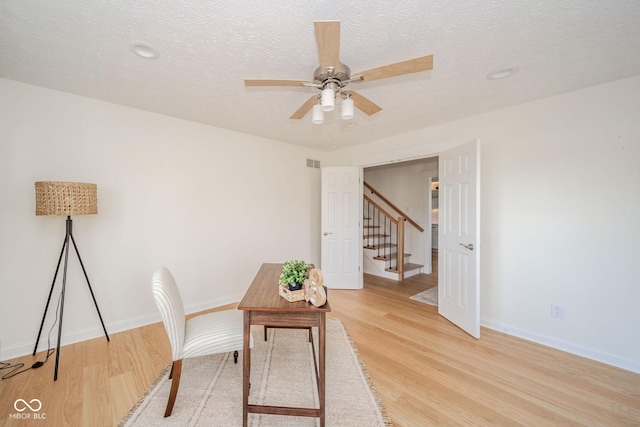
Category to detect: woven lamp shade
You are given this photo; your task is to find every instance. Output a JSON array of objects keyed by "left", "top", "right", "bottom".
[{"left": 35, "top": 181, "right": 98, "bottom": 216}]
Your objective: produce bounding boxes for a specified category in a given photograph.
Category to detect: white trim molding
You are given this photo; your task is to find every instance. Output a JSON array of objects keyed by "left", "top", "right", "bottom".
[
  {"left": 481, "top": 318, "right": 640, "bottom": 374},
  {"left": 1, "top": 293, "right": 245, "bottom": 361},
  {"left": 352, "top": 139, "right": 466, "bottom": 168}
]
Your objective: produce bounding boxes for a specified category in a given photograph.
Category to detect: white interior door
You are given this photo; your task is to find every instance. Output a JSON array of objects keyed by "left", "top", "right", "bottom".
[
  {"left": 438, "top": 140, "right": 481, "bottom": 338},
  {"left": 321, "top": 167, "right": 363, "bottom": 289}
]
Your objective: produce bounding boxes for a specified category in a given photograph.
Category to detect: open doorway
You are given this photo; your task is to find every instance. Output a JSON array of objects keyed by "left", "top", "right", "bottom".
[
  {"left": 357, "top": 139, "right": 481, "bottom": 337},
  {"left": 363, "top": 156, "right": 439, "bottom": 286}
]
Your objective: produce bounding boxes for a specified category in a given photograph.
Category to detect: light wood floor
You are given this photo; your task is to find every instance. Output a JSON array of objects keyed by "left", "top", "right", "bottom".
[{"left": 1, "top": 259, "right": 639, "bottom": 426}]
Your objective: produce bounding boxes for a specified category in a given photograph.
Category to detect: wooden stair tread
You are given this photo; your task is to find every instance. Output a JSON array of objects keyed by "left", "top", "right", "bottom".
[
  {"left": 363, "top": 233, "right": 389, "bottom": 238},
  {"left": 385, "top": 263, "right": 423, "bottom": 273},
  {"left": 373, "top": 253, "right": 411, "bottom": 261},
  {"left": 404, "top": 263, "right": 423, "bottom": 270},
  {"left": 363, "top": 243, "right": 397, "bottom": 250}
]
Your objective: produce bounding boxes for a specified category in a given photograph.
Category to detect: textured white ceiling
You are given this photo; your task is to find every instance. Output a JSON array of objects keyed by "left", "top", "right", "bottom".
[{"left": 2, "top": 0, "right": 640, "bottom": 151}]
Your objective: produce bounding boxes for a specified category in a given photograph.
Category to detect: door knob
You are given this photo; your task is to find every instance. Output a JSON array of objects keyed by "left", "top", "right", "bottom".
[
  {"left": 323, "top": 232, "right": 333, "bottom": 236},
  {"left": 460, "top": 243, "right": 474, "bottom": 250}
]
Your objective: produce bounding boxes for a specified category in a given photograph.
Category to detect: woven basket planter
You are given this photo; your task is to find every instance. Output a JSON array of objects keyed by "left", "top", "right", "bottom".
[{"left": 279, "top": 284, "right": 306, "bottom": 302}]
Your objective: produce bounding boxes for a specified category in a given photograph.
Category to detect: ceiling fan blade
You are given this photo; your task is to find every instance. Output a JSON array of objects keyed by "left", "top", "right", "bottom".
[
  {"left": 345, "top": 90, "right": 382, "bottom": 116},
  {"left": 290, "top": 96, "right": 318, "bottom": 119},
  {"left": 354, "top": 55, "right": 433, "bottom": 83},
  {"left": 314, "top": 21, "right": 341, "bottom": 73},
  {"left": 244, "top": 79, "right": 309, "bottom": 87}
]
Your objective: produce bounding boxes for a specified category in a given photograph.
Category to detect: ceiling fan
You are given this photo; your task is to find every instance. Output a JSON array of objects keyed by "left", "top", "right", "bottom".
[{"left": 244, "top": 21, "right": 433, "bottom": 124}]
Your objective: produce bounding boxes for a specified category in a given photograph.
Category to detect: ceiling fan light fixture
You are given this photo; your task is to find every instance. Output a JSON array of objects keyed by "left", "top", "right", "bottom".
[
  {"left": 341, "top": 96, "right": 354, "bottom": 120},
  {"left": 244, "top": 22, "right": 434, "bottom": 124},
  {"left": 321, "top": 87, "right": 335, "bottom": 112},
  {"left": 312, "top": 103, "right": 324, "bottom": 124}
]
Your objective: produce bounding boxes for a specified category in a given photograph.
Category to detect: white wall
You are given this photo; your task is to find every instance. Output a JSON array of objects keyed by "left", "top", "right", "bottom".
[
  {"left": 3, "top": 75, "right": 639, "bottom": 373},
  {"left": 0, "top": 79, "right": 324, "bottom": 359},
  {"left": 328, "top": 75, "right": 640, "bottom": 373}
]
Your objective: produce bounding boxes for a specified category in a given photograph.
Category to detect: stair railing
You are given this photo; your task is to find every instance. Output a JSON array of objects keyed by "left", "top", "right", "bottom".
[
  {"left": 363, "top": 181, "right": 424, "bottom": 232},
  {"left": 363, "top": 181, "right": 425, "bottom": 281},
  {"left": 363, "top": 194, "right": 406, "bottom": 279}
]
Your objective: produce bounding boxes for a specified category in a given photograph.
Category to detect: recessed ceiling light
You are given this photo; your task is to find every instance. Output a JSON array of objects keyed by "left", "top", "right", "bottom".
[
  {"left": 487, "top": 67, "right": 516, "bottom": 80},
  {"left": 129, "top": 42, "right": 158, "bottom": 59}
]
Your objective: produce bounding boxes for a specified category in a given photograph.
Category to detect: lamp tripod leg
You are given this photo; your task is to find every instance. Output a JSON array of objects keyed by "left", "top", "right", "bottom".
[
  {"left": 69, "top": 233, "right": 110, "bottom": 342},
  {"left": 34, "top": 216, "right": 110, "bottom": 380},
  {"left": 54, "top": 225, "right": 72, "bottom": 381},
  {"left": 33, "top": 232, "right": 67, "bottom": 355},
  {"left": 33, "top": 216, "right": 111, "bottom": 381}
]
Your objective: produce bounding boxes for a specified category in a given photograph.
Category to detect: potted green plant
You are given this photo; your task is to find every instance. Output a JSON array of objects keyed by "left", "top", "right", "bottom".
[{"left": 279, "top": 259, "right": 311, "bottom": 291}]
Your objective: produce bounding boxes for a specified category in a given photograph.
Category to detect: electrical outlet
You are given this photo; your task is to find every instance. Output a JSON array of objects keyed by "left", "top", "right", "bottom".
[{"left": 551, "top": 304, "right": 565, "bottom": 319}]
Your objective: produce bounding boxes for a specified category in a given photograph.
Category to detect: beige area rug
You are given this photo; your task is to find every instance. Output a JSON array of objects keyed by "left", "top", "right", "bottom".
[
  {"left": 410, "top": 286, "right": 438, "bottom": 306},
  {"left": 119, "top": 318, "right": 391, "bottom": 426}
]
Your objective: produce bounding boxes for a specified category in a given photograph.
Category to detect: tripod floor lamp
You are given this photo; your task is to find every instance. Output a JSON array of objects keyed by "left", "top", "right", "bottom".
[{"left": 34, "top": 181, "right": 110, "bottom": 381}]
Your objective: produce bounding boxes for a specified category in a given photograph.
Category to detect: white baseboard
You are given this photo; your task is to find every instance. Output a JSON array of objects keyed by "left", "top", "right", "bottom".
[
  {"left": 186, "top": 292, "right": 245, "bottom": 315},
  {"left": 481, "top": 318, "right": 640, "bottom": 374},
  {"left": 0, "top": 293, "right": 245, "bottom": 362}
]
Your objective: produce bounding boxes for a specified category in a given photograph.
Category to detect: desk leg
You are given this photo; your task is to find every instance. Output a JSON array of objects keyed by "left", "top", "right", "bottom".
[
  {"left": 243, "top": 311, "right": 251, "bottom": 427},
  {"left": 319, "top": 312, "right": 326, "bottom": 427}
]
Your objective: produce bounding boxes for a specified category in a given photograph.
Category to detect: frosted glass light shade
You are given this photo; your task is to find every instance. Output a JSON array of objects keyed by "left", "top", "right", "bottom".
[
  {"left": 312, "top": 103, "right": 324, "bottom": 124},
  {"left": 341, "top": 97, "right": 354, "bottom": 120},
  {"left": 321, "top": 87, "right": 335, "bottom": 112}
]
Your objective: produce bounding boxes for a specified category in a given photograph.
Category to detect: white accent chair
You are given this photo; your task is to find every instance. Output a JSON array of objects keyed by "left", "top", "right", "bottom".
[{"left": 152, "top": 267, "right": 251, "bottom": 417}]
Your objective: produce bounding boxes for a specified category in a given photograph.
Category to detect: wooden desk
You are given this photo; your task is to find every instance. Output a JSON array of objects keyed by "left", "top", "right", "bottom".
[{"left": 238, "top": 263, "right": 331, "bottom": 427}]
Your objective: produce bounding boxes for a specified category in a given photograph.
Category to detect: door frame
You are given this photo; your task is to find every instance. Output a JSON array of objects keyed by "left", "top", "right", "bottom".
[
  {"left": 353, "top": 140, "right": 467, "bottom": 277},
  {"left": 352, "top": 139, "right": 481, "bottom": 333},
  {"left": 352, "top": 140, "right": 464, "bottom": 168},
  {"left": 424, "top": 173, "right": 439, "bottom": 274}
]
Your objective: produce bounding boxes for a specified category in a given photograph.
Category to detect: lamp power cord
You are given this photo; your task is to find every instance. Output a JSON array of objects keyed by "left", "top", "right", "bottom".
[{"left": 1, "top": 290, "right": 63, "bottom": 380}]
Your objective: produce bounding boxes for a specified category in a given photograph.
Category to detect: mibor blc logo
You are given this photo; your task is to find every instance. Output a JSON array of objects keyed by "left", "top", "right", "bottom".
[{"left": 10, "top": 398, "right": 46, "bottom": 420}]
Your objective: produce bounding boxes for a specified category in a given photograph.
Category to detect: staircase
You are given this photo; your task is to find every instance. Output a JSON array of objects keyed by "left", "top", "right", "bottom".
[{"left": 363, "top": 183, "right": 424, "bottom": 281}]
